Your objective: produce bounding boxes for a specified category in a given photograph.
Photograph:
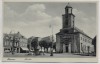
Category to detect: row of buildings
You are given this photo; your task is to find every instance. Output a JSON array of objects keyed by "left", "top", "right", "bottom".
[
  {"left": 3, "top": 32, "right": 54, "bottom": 53},
  {"left": 3, "top": 32, "right": 28, "bottom": 53}
]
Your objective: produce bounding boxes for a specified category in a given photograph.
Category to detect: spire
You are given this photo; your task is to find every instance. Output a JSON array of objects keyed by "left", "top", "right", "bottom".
[
  {"left": 65, "top": 3, "right": 72, "bottom": 8},
  {"left": 67, "top": 2, "right": 70, "bottom": 6}
]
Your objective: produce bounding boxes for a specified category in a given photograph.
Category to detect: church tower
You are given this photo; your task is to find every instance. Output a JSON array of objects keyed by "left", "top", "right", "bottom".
[
  {"left": 62, "top": 3, "right": 75, "bottom": 29},
  {"left": 56, "top": 3, "right": 93, "bottom": 54},
  {"left": 56, "top": 3, "right": 76, "bottom": 53}
]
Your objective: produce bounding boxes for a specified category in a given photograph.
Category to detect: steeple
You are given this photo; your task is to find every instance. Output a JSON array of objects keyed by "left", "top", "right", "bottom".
[
  {"left": 65, "top": 3, "right": 72, "bottom": 14},
  {"left": 65, "top": 3, "right": 72, "bottom": 8},
  {"left": 62, "top": 3, "right": 75, "bottom": 29},
  {"left": 67, "top": 3, "right": 70, "bottom": 6}
]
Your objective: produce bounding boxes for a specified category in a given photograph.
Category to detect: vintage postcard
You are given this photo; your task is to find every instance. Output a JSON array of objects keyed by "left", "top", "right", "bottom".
[{"left": 2, "top": 0, "right": 98, "bottom": 63}]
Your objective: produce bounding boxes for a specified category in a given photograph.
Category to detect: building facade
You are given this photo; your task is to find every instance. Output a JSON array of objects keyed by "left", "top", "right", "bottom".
[
  {"left": 3, "top": 33, "right": 13, "bottom": 53},
  {"left": 18, "top": 33, "right": 28, "bottom": 53},
  {"left": 56, "top": 4, "right": 94, "bottom": 54},
  {"left": 3, "top": 32, "right": 28, "bottom": 53}
]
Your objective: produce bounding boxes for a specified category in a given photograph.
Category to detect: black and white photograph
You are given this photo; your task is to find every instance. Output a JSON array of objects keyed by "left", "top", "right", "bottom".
[{"left": 2, "top": 0, "right": 98, "bottom": 62}]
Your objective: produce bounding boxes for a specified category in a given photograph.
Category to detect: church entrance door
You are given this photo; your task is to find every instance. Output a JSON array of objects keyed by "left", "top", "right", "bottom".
[
  {"left": 65, "top": 43, "right": 71, "bottom": 53},
  {"left": 66, "top": 45, "right": 68, "bottom": 52}
]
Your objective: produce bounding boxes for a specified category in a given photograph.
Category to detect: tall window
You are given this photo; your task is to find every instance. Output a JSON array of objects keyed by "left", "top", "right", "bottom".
[
  {"left": 68, "top": 8, "right": 72, "bottom": 13},
  {"left": 66, "top": 21, "right": 68, "bottom": 26},
  {"left": 10, "top": 42, "right": 12, "bottom": 46},
  {"left": 65, "top": 9, "right": 68, "bottom": 14},
  {"left": 6, "top": 41, "right": 8, "bottom": 46},
  {"left": 88, "top": 40, "right": 89, "bottom": 43},
  {"left": 85, "top": 45, "right": 86, "bottom": 51},
  {"left": 85, "top": 39, "right": 86, "bottom": 42},
  {"left": 5, "top": 41, "right": 7, "bottom": 46},
  {"left": 71, "top": 15, "right": 74, "bottom": 27},
  {"left": 81, "top": 37, "right": 82, "bottom": 40},
  {"left": 81, "top": 43, "right": 83, "bottom": 49},
  {"left": 81, "top": 43, "right": 84, "bottom": 53}
]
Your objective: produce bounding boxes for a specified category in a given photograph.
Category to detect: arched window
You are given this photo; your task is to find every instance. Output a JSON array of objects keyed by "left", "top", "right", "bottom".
[
  {"left": 81, "top": 43, "right": 83, "bottom": 50},
  {"left": 81, "top": 37, "right": 82, "bottom": 40},
  {"left": 5, "top": 41, "right": 7, "bottom": 46},
  {"left": 66, "top": 21, "right": 68, "bottom": 25},
  {"left": 10, "top": 42, "right": 12, "bottom": 46},
  {"left": 68, "top": 8, "right": 72, "bottom": 14}
]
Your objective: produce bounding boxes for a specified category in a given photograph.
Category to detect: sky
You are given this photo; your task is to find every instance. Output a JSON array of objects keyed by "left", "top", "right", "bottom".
[{"left": 3, "top": 2, "right": 97, "bottom": 39}]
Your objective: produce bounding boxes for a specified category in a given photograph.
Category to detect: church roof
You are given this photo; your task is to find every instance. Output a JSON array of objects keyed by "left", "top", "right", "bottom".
[
  {"left": 65, "top": 3, "right": 72, "bottom": 8},
  {"left": 56, "top": 27, "right": 92, "bottom": 39},
  {"left": 74, "top": 27, "right": 92, "bottom": 39}
]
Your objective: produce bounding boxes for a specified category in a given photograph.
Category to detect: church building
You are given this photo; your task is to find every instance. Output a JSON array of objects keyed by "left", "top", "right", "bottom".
[{"left": 56, "top": 4, "right": 94, "bottom": 54}]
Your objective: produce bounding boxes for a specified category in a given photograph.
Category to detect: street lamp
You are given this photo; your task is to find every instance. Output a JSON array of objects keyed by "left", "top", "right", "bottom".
[
  {"left": 50, "top": 35, "right": 53, "bottom": 56},
  {"left": 50, "top": 23, "right": 54, "bottom": 56}
]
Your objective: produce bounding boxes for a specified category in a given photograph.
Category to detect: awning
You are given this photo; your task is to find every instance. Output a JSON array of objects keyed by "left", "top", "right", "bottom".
[{"left": 21, "top": 47, "right": 29, "bottom": 50}]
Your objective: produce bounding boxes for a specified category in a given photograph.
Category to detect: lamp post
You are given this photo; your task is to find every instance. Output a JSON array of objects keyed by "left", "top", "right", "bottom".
[{"left": 50, "top": 23, "right": 53, "bottom": 56}]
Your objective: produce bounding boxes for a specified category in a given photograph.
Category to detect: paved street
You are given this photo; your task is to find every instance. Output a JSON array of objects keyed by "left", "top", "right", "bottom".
[{"left": 3, "top": 53, "right": 95, "bottom": 58}]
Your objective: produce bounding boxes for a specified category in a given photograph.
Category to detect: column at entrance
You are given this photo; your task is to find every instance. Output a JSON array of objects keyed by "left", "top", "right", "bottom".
[
  {"left": 18, "top": 48, "right": 20, "bottom": 53},
  {"left": 68, "top": 43, "right": 71, "bottom": 53},
  {"left": 63, "top": 44, "right": 66, "bottom": 53},
  {"left": 15, "top": 48, "right": 17, "bottom": 53}
]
